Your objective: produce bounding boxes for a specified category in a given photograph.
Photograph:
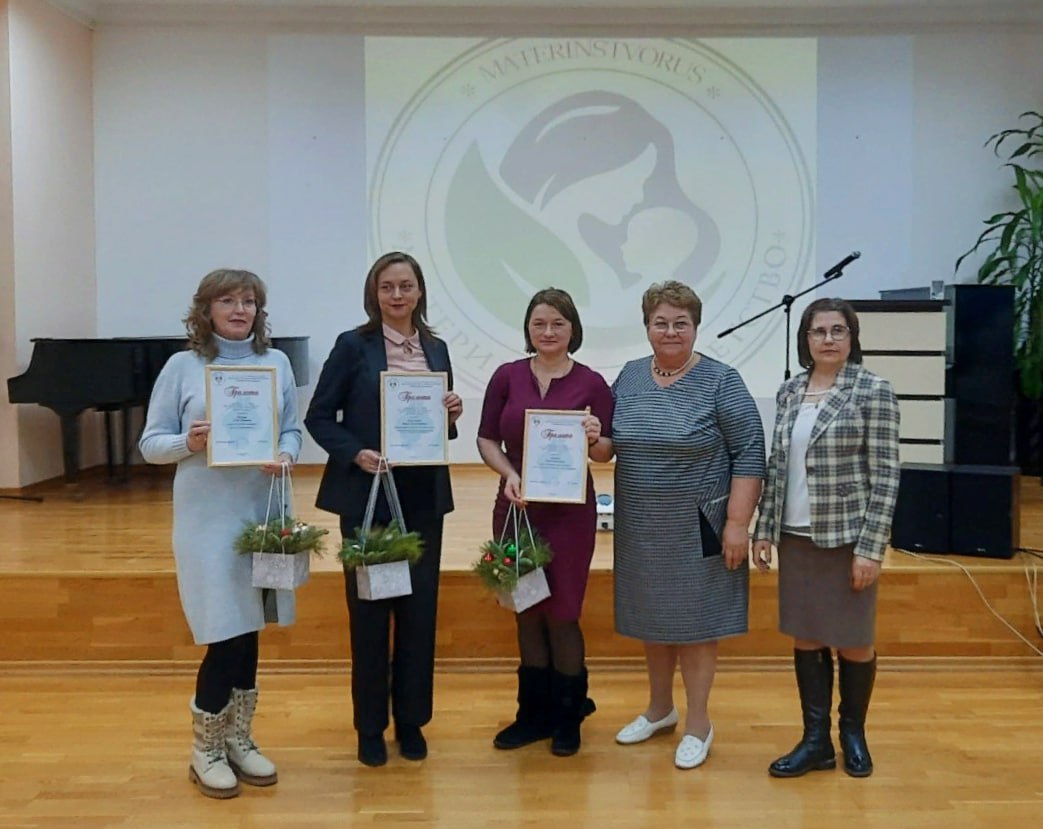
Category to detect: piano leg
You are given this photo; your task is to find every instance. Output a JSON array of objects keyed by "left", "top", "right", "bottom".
[
  {"left": 58, "top": 412, "right": 82, "bottom": 485},
  {"left": 121, "top": 405, "right": 132, "bottom": 481},
  {"left": 104, "top": 410, "right": 115, "bottom": 480}
]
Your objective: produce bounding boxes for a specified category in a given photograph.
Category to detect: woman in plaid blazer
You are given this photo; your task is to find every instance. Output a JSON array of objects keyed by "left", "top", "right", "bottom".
[{"left": 753, "top": 298, "right": 900, "bottom": 780}]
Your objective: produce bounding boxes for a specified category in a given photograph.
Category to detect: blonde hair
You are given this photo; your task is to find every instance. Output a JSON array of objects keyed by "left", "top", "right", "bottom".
[{"left": 184, "top": 269, "right": 271, "bottom": 360}]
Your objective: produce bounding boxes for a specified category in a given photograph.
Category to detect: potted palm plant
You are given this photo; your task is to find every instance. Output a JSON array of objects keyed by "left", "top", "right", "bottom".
[{"left": 956, "top": 110, "right": 1043, "bottom": 473}]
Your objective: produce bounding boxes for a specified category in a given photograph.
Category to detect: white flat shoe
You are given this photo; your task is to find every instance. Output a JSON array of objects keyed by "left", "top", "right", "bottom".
[
  {"left": 615, "top": 708, "right": 680, "bottom": 745},
  {"left": 675, "top": 725, "right": 714, "bottom": 769}
]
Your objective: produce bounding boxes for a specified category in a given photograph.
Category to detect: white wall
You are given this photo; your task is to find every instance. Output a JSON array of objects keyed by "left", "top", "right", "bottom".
[
  {"left": 7, "top": 0, "right": 94, "bottom": 486},
  {"left": 817, "top": 37, "right": 914, "bottom": 300},
  {"left": 0, "top": 3, "right": 17, "bottom": 488},
  {"left": 90, "top": 27, "right": 1043, "bottom": 471},
  {"left": 912, "top": 33, "right": 1043, "bottom": 284}
]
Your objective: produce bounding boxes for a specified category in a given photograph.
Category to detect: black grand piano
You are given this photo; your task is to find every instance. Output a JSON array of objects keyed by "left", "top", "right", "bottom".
[{"left": 7, "top": 337, "right": 309, "bottom": 484}]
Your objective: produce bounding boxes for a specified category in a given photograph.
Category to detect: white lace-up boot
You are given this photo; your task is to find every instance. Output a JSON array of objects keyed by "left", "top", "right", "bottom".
[
  {"left": 225, "top": 687, "right": 278, "bottom": 786},
  {"left": 189, "top": 699, "right": 240, "bottom": 799}
]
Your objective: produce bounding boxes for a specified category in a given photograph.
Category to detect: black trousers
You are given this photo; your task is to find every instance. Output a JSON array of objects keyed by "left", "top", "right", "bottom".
[{"left": 340, "top": 512, "right": 444, "bottom": 735}]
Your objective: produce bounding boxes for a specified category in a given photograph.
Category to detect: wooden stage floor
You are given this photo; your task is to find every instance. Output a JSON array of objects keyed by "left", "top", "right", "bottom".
[
  {"left": 3, "top": 463, "right": 1040, "bottom": 576},
  {"left": 0, "top": 465, "right": 1041, "bottom": 665}
]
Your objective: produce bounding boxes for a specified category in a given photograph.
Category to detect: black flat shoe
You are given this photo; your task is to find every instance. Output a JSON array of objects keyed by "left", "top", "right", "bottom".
[
  {"left": 396, "top": 725, "right": 428, "bottom": 761},
  {"left": 358, "top": 734, "right": 387, "bottom": 767}
]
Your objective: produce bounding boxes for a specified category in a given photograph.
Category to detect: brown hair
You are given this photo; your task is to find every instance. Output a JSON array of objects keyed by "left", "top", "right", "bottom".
[
  {"left": 796, "top": 297, "right": 863, "bottom": 369},
  {"left": 523, "top": 288, "right": 584, "bottom": 353},
  {"left": 184, "top": 269, "right": 270, "bottom": 360},
  {"left": 641, "top": 280, "right": 702, "bottom": 327},
  {"left": 355, "top": 251, "right": 435, "bottom": 338}
]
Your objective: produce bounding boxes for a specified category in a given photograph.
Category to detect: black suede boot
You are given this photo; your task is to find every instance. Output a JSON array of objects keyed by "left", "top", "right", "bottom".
[
  {"left": 769, "top": 648, "right": 837, "bottom": 777},
  {"left": 550, "top": 669, "right": 594, "bottom": 757},
  {"left": 494, "top": 666, "right": 554, "bottom": 749},
  {"left": 838, "top": 653, "right": 877, "bottom": 777}
]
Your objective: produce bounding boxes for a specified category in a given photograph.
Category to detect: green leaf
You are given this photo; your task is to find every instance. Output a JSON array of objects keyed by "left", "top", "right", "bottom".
[
  {"left": 1009, "top": 142, "right": 1037, "bottom": 160},
  {"left": 445, "top": 142, "right": 590, "bottom": 331}
]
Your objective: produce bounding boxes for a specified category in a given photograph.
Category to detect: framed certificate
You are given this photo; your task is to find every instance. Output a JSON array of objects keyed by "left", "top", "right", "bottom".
[
  {"left": 204, "top": 365, "right": 279, "bottom": 467},
  {"left": 521, "top": 409, "right": 589, "bottom": 504},
  {"left": 380, "top": 371, "right": 449, "bottom": 466}
]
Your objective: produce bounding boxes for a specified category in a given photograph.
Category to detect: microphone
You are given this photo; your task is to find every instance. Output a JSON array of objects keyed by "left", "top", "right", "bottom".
[{"left": 823, "top": 251, "right": 861, "bottom": 278}]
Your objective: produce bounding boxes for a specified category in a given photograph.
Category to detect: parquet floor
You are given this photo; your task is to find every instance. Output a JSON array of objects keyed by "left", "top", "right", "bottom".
[{"left": 1, "top": 669, "right": 1041, "bottom": 828}]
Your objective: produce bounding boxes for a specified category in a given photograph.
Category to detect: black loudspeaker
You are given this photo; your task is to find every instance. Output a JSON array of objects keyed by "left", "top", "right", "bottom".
[
  {"left": 944, "top": 284, "right": 1015, "bottom": 465},
  {"left": 945, "top": 399, "right": 1015, "bottom": 466},
  {"left": 945, "top": 284, "right": 1014, "bottom": 404},
  {"left": 949, "top": 465, "right": 1020, "bottom": 558},
  {"left": 891, "top": 463, "right": 950, "bottom": 553}
]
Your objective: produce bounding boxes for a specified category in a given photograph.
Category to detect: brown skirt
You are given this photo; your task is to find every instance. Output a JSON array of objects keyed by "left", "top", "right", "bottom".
[{"left": 777, "top": 533, "right": 878, "bottom": 649}]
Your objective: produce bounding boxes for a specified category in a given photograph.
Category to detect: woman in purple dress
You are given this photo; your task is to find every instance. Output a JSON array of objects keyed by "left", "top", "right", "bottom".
[{"left": 477, "top": 288, "right": 614, "bottom": 757}]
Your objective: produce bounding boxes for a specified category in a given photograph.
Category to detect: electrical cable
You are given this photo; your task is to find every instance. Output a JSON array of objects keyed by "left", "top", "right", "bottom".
[{"left": 894, "top": 548, "right": 1043, "bottom": 655}]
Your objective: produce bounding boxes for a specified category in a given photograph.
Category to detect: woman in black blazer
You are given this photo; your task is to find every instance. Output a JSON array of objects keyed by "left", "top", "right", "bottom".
[{"left": 305, "top": 251, "right": 462, "bottom": 767}]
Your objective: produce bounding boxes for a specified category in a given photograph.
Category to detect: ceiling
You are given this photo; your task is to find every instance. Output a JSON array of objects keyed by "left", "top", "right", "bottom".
[{"left": 43, "top": 1, "right": 1043, "bottom": 32}]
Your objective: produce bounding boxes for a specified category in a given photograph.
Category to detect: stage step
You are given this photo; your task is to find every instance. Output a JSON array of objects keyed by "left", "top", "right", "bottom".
[{"left": 2, "top": 563, "right": 1039, "bottom": 667}]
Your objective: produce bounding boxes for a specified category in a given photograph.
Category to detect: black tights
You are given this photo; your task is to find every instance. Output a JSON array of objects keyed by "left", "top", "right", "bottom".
[
  {"left": 195, "top": 631, "right": 259, "bottom": 714},
  {"left": 516, "top": 612, "right": 585, "bottom": 676}
]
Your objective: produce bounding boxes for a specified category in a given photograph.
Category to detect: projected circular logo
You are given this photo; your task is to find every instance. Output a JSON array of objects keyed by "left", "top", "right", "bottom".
[{"left": 370, "top": 38, "right": 814, "bottom": 390}]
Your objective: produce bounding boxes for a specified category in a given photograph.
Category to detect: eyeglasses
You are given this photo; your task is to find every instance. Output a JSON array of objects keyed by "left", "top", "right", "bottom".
[
  {"left": 649, "top": 320, "right": 693, "bottom": 335},
  {"left": 807, "top": 324, "right": 850, "bottom": 342}
]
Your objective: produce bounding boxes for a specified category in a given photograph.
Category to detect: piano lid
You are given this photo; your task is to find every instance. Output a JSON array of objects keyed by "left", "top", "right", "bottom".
[{"left": 8, "top": 336, "right": 309, "bottom": 410}]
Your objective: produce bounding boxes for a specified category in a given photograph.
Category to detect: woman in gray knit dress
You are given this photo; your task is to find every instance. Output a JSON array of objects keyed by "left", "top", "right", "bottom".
[
  {"left": 596, "top": 281, "right": 764, "bottom": 771},
  {"left": 140, "top": 269, "right": 302, "bottom": 799}
]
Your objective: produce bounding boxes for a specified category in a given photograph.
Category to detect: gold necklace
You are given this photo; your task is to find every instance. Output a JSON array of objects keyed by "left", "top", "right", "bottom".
[{"left": 652, "top": 353, "right": 694, "bottom": 378}]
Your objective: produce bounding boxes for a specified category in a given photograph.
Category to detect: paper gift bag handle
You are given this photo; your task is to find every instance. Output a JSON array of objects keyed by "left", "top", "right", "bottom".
[
  {"left": 359, "top": 456, "right": 408, "bottom": 555},
  {"left": 259, "top": 461, "right": 292, "bottom": 553},
  {"left": 497, "top": 502, "right": 537, "bottom": 580}
]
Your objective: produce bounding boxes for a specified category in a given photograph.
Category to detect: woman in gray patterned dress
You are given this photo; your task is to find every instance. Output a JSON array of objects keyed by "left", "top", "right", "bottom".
[{"left": 593, "top": 281, "right": 764, "bottom": 770}]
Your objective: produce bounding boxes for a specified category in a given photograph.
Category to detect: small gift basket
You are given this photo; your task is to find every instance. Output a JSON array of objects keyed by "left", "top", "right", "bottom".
[
  {"left": 473, "top": 503, "right": 553, "bottom": 613},
  {"left": 339, "top": 458, "right": 423, "bottom": 601},
  {"left": 234, "top": 464, "right": 328, "bottom": 590}
]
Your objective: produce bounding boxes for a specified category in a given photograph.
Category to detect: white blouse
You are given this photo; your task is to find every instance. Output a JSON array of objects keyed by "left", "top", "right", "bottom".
[{"left": 782, "top": 401, "right": 819, "bottom": 534}]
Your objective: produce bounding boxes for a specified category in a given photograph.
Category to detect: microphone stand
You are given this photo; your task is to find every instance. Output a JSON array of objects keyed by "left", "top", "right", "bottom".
[{"left": 717, "top": 251, "right": 861, "bottom": 381}]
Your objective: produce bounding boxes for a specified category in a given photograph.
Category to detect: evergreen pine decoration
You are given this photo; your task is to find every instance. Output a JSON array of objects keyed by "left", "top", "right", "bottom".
[
  {"left": 234, "top": 518, "right": 328, "bottom": 556},
  {"left": 472, "top": 528, "right": 553, "bottom": 592},
  {"left": 339, "top": 522, "right": 424, "bottom": 571}
]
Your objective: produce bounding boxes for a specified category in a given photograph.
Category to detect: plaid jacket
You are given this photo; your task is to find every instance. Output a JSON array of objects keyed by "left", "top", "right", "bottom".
[{"left": 754, "top": 362, "right": 900, "bottom": 561}]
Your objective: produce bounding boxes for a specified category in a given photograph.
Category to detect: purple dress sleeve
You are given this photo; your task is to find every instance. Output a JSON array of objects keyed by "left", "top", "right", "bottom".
[
  {"left": 478, "top": 363, "right": 511, "bottom": 443},
  {"left": 588, "top": 370, "right": 615, "bottom": 438}
]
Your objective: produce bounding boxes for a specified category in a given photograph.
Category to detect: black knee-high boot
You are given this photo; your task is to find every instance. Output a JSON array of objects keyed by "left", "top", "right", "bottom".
[
  {"left": 494, "top": 666, "right": 554, "bottom": 749},
  {"left": 550, "top": 668, "right": 595, "bottom": 757},
  {"left": 838, "top": 653, "right": 877, "bottom": 777},
  {"left": 769, "top": 647, "right": 837, "bottom": 777}
]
